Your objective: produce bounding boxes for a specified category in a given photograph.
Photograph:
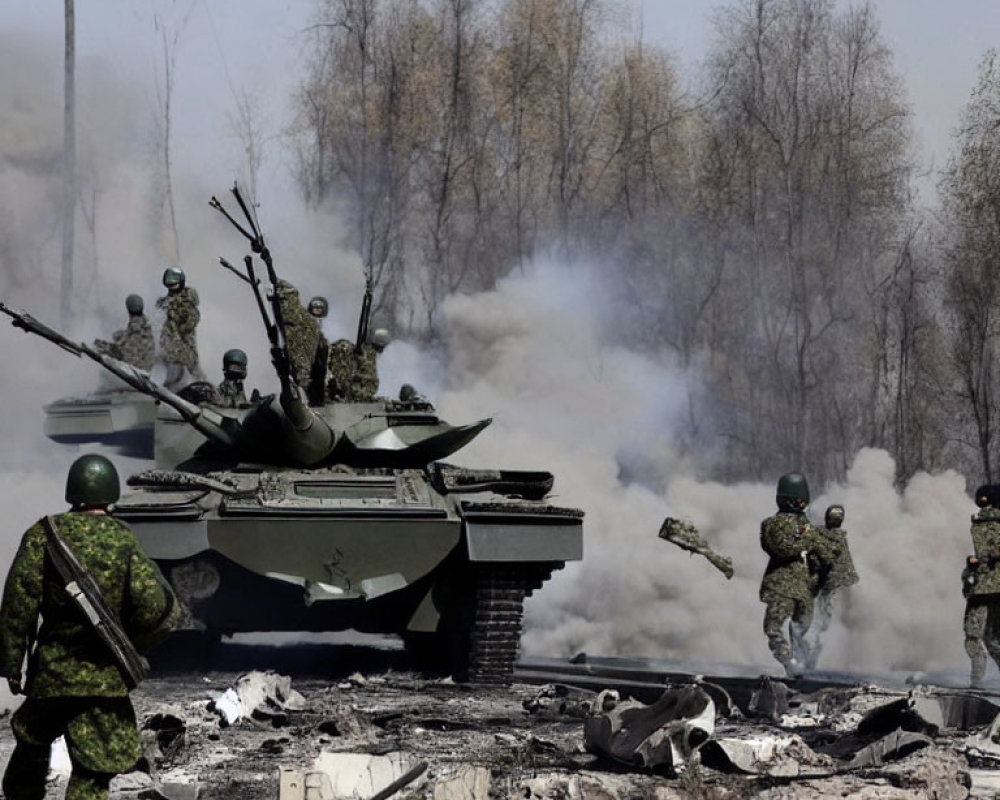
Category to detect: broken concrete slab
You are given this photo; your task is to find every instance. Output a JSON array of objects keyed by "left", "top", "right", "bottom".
[
  {"left": 432, "top": 765, "right": 491, "bottom": 800},
  {"left": 279, "top": 751, "right": 427, "bottom": 800},
  {"left": 584, "top": 685, "right": 715, "bottom": 772},
  {"left": 844, "top": 728, "right": 933, "bottom": 769},
  {"left": 210, "top": 670, "right": 305, "bottom": 726}
]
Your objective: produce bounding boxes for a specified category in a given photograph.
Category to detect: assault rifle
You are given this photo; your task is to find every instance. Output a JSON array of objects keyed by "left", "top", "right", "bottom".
[
  {"left": 0, "top": 302, "right": 240, "bottom": 450},
  {"left": 43, "top": 516, "right": 149, "bottom": 690},
  {"left": 210, "top": 184, "right": 296, "bottom": 401}
]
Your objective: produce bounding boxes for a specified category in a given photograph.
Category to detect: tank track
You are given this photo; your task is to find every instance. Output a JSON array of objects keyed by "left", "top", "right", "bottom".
[{"left": 466, "top": 562, "right": 563, "bottom": 683}]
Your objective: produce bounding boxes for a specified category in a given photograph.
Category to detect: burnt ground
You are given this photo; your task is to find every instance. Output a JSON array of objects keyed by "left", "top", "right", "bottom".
[{"left": 0, "top": 640, "right": 992, "bottom": 799}]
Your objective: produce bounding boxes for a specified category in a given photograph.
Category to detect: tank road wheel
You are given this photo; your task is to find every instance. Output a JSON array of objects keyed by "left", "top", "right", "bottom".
[{"left": 459, "top": 562, "right": 560, "bottom": 684}]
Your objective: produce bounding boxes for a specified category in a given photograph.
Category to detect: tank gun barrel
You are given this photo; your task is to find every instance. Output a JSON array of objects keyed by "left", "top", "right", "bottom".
[{"left": 0, "top": 301, "right": 240, "bottom": 449}]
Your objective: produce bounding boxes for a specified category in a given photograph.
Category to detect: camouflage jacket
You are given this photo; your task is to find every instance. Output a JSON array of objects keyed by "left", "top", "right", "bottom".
[
  {"left": 0, "top": 512, "right": 180, "bottom": 698},
  {"left": 327, "top": 339, "right": 380, "bottom": 402},
  {"left": 114, "top": 314, "right": 155, "bottom": 371},
  {"left": 815, "top": 527, "right": 858, "bottom": 593},
  {"left": 759, "top": 512, "right": 833, "bottom": 603},
  {"left": 157, "top": 287, "right": 201, "bottom": 371},
  {"left": 968, "top": 508, "right": 1000, "bottom": 596},
  {"left": 217, "top": 377, "right": 247, "bottom": 408},
  {"left": 276, "top": 282, "right": 321, "bottom": 392}
]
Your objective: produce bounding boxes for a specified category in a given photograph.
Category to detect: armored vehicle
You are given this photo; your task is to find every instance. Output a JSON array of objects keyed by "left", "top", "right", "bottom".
[
  {"left": 0, "top": 188, "right": 583, "bottom": 683},
  {"left": 43, "top": 386, "right": 155, "bottom": 459}
]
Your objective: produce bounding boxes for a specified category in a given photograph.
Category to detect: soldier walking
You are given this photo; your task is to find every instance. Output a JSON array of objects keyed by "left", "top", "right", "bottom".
[
  {"left": 964, "top": 484, "right": 1000, "bottom": 688},
  {"left": 759, "top": 473, "right": 836, "bottom": 677},
  {"left": 803, "top": 504, "right": 859, "bottom": 670},
  {"left": 0, "top": 454, "right": 180, "bottom": 800},
  {"left": 93, "top": 294, "right": 154, "bottom": 371},
  {"left": 156, "top": 266, "right": 205, "bottom": 390}
]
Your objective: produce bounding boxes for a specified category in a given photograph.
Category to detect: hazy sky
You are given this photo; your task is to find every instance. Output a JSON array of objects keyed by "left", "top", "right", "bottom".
[{"left": 3, "top": 0, "right": 998, "bottom": 205}]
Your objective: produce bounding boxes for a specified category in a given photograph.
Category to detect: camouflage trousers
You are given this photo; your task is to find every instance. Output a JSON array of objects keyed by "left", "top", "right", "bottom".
[
  {"left": 964, "top": 597, "right": 1000, "bottom": 687},
  {"left": 3, "top": 696, "right": 140, "bottom": 800},
  {"left": 762, "top": 595, "right": 814, "bottom": 673}
]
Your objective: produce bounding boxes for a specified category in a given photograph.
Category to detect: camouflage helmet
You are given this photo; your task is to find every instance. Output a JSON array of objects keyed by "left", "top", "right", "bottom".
[
  {"left": 825, "top": 504, "right": 845, "bottom": 528},
  {"left": 125, "top": 294, "right": 144, "bottom": 315},
  {"left": 65, "top": 453, "right": 120, "bottom": 507},
  {"left": 308, "top": 296, "right": 329, "bottom": 318},
  {"left": 776, "top": 472, "right": 809, "bottom": 511},
  {"left": 371, "top": 328, "right": 391, "bottom": 352},
  {"left": 222, "top": 348, "right": 248, "bottom": 378},
  {"left": 162, "top": 265, "right": 185, "bottom": 290}
]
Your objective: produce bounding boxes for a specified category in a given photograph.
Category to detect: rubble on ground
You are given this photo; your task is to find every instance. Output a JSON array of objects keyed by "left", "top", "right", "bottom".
[{"left": 8, "top": 668, "right": 1000, "bottom": 798}]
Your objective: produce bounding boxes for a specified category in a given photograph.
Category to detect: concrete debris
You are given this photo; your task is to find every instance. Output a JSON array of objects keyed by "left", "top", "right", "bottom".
[
  {"left": 110, "top": 771, "right": 155, "bottom": 791},
  {"left": 844, "top": 728, "right": 934, "bottom": 768},
  {"left": 279, "top": 752, "right": 427, "bottom": 800},
  {"left": 142, "top": 782, "right": 202, "bottom": 800},
  {"left": 963, "top": 708, "right": 1000, "bottom": 765},
  {"left": 700, "top": 732, "right": 826, "bottom": 776},
  {"left": 584, "top": 686, "right": 715, "bottom": 772},
  {"left": 523, "top": 683, "right": 600, "bottom": 718},
  {"left": 432, "top": 765, "right": 491, "bottom": 800},
  {"left": 210, "top": 670, "right": 305, "bottom": 726}
]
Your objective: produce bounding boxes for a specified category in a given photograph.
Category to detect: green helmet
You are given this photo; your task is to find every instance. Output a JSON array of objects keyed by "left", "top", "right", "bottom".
[
  {"left": 825, "top": 504, "right": 845, "bottom": 528},
  {"left": 125, "top": 294, "right": 144, "bottom": 315},
  {"left": 222, "top": 348, "right": 248, "bottom": 378},
  {"left": 65, "top": 453, "right": 120, "bottom": 507},
  {"left": 308, "top": 296, "right": 328, "bottom": 318},
  {"left": 371, "top": 328, "right": 391, "bottom": 352},
  {"left": 776, "top": 472, "right": 809, "bottom": 512},
  {"left": 162, "top": 265, "right": 185, "bottom": 290},
  {"left": 975, "top": 484, "right": 992, "bottom": 509}
]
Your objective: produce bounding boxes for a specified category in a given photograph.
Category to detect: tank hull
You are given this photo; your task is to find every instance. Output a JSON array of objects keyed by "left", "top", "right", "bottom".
[{"left": 113, "top": 466, "right": 583, "bottom": 682}]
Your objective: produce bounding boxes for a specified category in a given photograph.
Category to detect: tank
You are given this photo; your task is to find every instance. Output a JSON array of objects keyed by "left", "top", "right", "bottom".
[{"left": 0, "top": 193, "right": 583, "bottom": 683}]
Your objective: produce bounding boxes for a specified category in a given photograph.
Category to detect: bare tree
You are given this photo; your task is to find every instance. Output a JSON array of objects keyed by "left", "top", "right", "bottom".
[{"left": 60, "top": 0, "right": 76, "bottom": 329}]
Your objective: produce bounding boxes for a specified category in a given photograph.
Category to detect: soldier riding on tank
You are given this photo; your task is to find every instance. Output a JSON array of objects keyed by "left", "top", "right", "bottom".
[
  {"left": 156, "top": 267, "right": 205, "bottom": 391},
  {"left": 94, "top": 294, "right": 155, "bottom": 372},
  {"left": 217, "top": 349, "right": 249, "bottom": 409}
]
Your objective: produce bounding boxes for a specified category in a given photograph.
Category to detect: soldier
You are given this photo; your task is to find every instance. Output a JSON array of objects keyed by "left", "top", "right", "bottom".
[
  {"left": 803, "top": 504, "right": 859, "bottom": 670},
  {"left": 217, "top": 349, "right": 249, "bottom": 408},
  {"left": 0, "top": 454, "right": 180, "bottom": 800},
  {"left": 758, "top": 473, "right": 836, "bottom": 677},
  {"left": 93, "top": 294, "right": 155, "bottom": 371},
  {"left": 963, "top": 484, "right": 1000, "bottom": 688},
  {"left": 327, "top": 328, "right": 390, "bottom": 402},
  {"left": 156, "top": 266, "right": 205, "bottom": 390},
  {"left": 274, "top": 280, "right": 321, "bottom": 398},
  {"left": 306, "top": 296, "right": 330, "bottom": 407}
]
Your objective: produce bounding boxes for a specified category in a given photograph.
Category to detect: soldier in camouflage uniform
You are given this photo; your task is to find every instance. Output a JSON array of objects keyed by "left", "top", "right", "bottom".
[
  {"left": 759, "top": 473, "right": 837, "bottom": 677},
  {"left": 93, "top": 294, "right": 154, "bottom": 371},
  {"left": 0, "top": 454, "right": 180, "bottom": 800},
  {"left": 217, "top": 348, "right": 249, "bottom": 408},
  {"left": 963, "top": 484, "right": 1000, "bottom": 688},
  {"left": 326, "top": 328, "right": 389, "bottom": 402},
  {"left": 803, "top": 504, "right": 859, "bottom": 670},
  {"left": 275, "top": 281, "right": 321, "bottom": 398},
  {"left": 307, "top": 296, "right": 330, "bottom": 407},
  {"left": 156, "top": 266, "right": 205, "bottom": 390}
]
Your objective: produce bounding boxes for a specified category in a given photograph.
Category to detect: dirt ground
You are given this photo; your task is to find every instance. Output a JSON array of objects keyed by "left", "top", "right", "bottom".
[{"left": 0, "top": 641, "right": 992, "bottom": 799}]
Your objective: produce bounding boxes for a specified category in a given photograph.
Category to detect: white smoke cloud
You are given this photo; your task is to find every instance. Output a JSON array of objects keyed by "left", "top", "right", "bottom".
[{"left": 404, "top": 258, "right": 974, "bottom": 679}]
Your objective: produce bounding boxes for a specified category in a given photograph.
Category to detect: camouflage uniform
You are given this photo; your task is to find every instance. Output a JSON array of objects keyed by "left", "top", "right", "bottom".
[
  {"left": 964, "top": 507, "right": 1000, "bottom": 686},
  {"left": 0, "top": 513, "right": 180, "bottom": 800},
  {"left": 759, "top": 512, "right": 834, "bottom": 672},
  {"left": 275, "top": 281, "right": 321, "bottom": 395},
  {"left": 326, "top": 339, "right": 380, "bottom": 402},
  {"left": 803, "top": 526, "right": 858, "bottom": 669},
  {"left": 94, "top": 315, "right": 154, "bottom": 372},
  {"left": 217, "top": 377, "right": 247, "bottom": 408},
  {"left": 157, "top": 286, "right": 204, "bottom": 388}
]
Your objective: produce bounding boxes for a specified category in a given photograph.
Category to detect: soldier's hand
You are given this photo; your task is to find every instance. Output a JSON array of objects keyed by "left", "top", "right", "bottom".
[{"left": 7, "top": 677, "right": 21, "bottom": 695}]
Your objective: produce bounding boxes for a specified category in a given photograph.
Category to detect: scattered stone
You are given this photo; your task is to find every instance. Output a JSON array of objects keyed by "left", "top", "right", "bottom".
[{"left": 210, "top": 670, "right": 305, "bottom": 726}]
